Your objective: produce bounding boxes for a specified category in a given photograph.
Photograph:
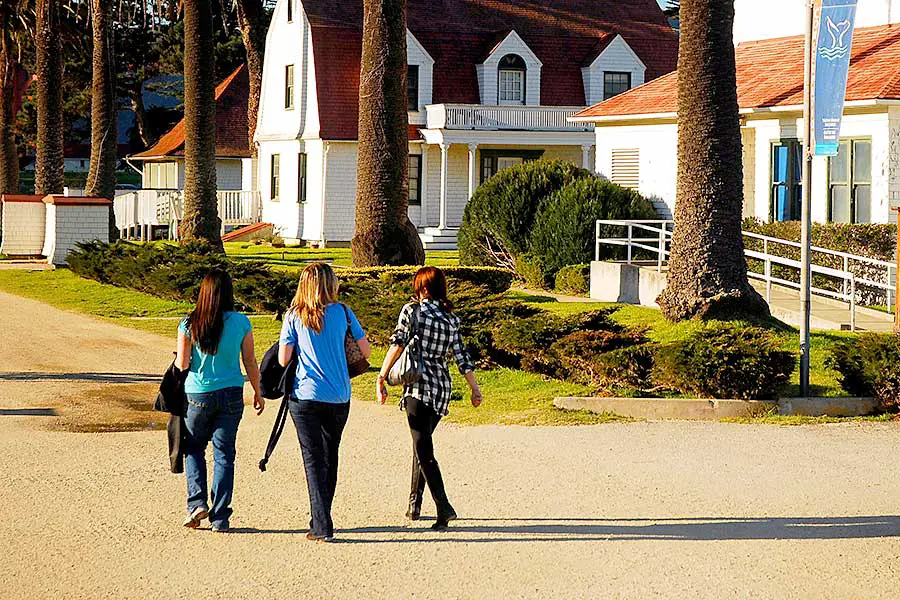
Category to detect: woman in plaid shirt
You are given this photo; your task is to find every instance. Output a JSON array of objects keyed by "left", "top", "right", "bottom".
[{"left": 376, "top": 266, "right": 483, "bottom": 530}]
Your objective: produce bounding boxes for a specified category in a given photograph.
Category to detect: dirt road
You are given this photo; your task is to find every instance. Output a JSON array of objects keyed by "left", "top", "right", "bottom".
[{"left": 2, "top": 290, "right": 900, "bottom": 599}]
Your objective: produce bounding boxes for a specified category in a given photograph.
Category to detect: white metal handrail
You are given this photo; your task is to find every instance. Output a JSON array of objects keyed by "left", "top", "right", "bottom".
[
  {"left": 425, "top": 104, "right": 594, "bottom": 132},
  {"left": 595, "top": 219, "right": 897, "bottom": 330}
]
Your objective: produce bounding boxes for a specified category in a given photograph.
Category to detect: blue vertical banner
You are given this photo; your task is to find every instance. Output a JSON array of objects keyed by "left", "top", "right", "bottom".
[{"left": 812, "top": 0, "right": 858, "bottom": 156}]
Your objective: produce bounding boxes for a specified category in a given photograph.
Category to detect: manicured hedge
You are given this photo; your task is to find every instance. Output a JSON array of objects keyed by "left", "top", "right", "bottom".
[
  {"left": 742, "top": 218, "right": 896, "bottom": 306},
  {"left": 827, "top": 333, "right": 900, "bottom": 411},
  {"left": 458, "top": 160, "right": 593, "bottom": 269},
  {"left": 554, "top": 264, "right": 590, "bottom": 296}
]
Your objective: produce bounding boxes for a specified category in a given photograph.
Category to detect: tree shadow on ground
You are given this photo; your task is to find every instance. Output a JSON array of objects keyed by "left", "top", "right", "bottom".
[
  {"left": 0, "top": 372, "right": 160, "bottom": 383},
  {"left": 228, "top": 515, "right": 900, "bottom": 544}
]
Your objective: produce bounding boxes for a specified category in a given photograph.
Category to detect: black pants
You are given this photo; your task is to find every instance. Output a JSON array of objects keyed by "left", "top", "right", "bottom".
[
  {"left": 405, "top": 396, "right": 452, "bottom": 516},
  {"left": 289, "top": 399, "right": 349, "bottom": 538}
]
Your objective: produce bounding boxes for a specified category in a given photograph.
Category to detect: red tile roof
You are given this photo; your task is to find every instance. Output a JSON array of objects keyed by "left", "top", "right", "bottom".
[
  {"left": 305, "top": 0, "right": 677, "bottom": 140},
  {"left": 132, "top": 65, "right": 251, "bottom": 160},
  {"left": 573, "top": 23, "right": 900, "bottom": 121}
]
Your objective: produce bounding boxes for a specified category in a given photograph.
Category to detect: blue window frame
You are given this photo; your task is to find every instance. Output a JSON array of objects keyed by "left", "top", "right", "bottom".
[{"left": 770, "top": 140, "right": 802, "bottom": 222}]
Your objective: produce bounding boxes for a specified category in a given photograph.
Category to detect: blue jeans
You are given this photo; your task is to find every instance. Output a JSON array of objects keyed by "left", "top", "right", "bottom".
[
  {"left": 289, "top": 399, "right": 350, "bottom": 538},
  {"left": 183, "top": 387, "right": 244, "bottom": 528}
]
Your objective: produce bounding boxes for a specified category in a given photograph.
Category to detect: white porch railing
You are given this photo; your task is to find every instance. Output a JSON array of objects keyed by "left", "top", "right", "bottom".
[
  {"left": 595, "top": 219, "right": 897, "bottom": 331},
  {"left": 114, "top": 189, "right": 262, "bottom": 241},
  {"left": 426, "top": 104, "right": 594, "bottom": 132}
]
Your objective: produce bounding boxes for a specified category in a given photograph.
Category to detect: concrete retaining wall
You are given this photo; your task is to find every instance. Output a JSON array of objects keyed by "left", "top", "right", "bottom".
[
  {"left": 590, "top": 261, "right": 667, "bottom": 307},
  {"left": 555, "top": 396, "right": 879, "bottom": 420},
  {"left": 0, "top": 195, "right": 46, "bottom": 256}
]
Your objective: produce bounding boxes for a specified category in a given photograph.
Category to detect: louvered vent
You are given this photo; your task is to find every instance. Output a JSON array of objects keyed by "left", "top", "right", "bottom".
[{"left": 611, "top": 148, "right": 640, "bottom": 190}]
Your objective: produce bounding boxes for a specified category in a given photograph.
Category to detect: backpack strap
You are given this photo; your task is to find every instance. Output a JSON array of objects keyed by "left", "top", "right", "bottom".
[{"left": 258, "top": 352, "right": 296, "bottom": 473}]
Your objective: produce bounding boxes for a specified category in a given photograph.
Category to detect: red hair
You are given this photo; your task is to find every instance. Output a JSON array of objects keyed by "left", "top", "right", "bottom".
[{"left": 413, "top": 266, "right": 453, "bottom": 312}]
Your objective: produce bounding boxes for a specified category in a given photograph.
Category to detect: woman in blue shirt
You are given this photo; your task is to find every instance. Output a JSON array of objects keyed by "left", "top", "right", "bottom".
[
  {"left": 175, "top": 270, "right": 264, "bottom": 532},
  {"left": 278, "top": 262, "right": 370, "bottom": 542}
]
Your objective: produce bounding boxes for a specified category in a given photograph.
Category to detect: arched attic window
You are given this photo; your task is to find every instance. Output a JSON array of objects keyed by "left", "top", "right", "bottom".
[{"left": 498, "top": 54, "right": 526, "bottom": 106}]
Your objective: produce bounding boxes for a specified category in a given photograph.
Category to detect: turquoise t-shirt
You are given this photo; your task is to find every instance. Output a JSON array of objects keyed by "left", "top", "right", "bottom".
[
  {"left": 279, "top": 303, "right": 365, "bottom": 403},
  {"left": 179, "top": 311, "right": 252, "bottom": 394}
]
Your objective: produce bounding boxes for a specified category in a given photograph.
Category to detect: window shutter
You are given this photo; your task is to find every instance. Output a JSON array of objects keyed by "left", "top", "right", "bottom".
[{"left": 611, "top": 148, "right": 640, "bottom": 190}]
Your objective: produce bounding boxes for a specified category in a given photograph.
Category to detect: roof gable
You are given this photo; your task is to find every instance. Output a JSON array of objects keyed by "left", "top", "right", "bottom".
[
  {"left": 303, "top": 0, "right": 677, "bottom": 140},
  {"left": 573, "top": 23, "right": 900, "bottom": 121},
  {"left": 586, "top": 34, "right": 646, "bottom": 71},
  {"left": 483, "top": 30, "right": 542, "bottom": 66},
  {"left": 132, "top": 65, "right": 252, "bottom": 160}
]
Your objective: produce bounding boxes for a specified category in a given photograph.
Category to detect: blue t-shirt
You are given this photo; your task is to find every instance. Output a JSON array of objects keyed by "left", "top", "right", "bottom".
[
  {"left": 179, "top": 311, "right": 252, "bottom": 394},
  {"left": 279, "top": 303, "right": 365, "bottom": 403}
]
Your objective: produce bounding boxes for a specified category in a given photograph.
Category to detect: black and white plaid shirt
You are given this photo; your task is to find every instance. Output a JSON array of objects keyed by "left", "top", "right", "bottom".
[{"left": 389, "top": 299, "right": 475, "bottom": 417}]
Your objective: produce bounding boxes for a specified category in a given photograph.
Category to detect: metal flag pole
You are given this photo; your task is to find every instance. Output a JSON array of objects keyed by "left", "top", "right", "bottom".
[{"left": 800, "top": 0, "right": 816, "bottom": 398}]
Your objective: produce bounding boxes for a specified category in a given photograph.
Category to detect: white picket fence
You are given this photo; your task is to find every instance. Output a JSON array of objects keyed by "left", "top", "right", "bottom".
[{"left": 114, "top": 189, "right": 262, "bottom": 240}]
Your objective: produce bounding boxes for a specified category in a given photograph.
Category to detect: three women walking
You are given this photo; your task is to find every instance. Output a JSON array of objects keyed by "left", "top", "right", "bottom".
[{"left": 173, "top": 263, "right": 481, "bottom": 539}]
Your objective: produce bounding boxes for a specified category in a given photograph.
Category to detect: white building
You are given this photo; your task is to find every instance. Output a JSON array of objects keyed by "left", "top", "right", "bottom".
[
  {"left": 573, "top": 23, "right": 900, "bottom": 225},
  {"left": 130, "top": 65, "right": 255, "bottom": 193},
  {"left": 254, "top": 0, "right": 677, "bottom": 247}
]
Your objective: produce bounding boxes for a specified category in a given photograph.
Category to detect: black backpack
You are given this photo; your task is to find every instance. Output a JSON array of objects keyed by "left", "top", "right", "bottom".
[{"left": 258, "top": 341, "right": 297, "bottom": 472}]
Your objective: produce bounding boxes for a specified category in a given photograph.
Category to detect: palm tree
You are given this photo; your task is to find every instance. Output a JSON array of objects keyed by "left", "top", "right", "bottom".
[
  {"left": 233, "top": 0, "right": 264, "bottom": 148},
  {"left": 351, "top": 0, "right": 425, "bottom": 266},
  {"left": 35, "top": 0, "right": 65, "bottom": 195},
  {"left": 85, "top": 0, "right": 119, "bottom": 240},
  {"left": 180, "top": 0, "right": 223, "bottom": 250},
  {"left": 656, "top": 0, "right": 769, "bottom": 321},
  {"left": 0, "top": 3, "right": 21, "bottom": 195}
]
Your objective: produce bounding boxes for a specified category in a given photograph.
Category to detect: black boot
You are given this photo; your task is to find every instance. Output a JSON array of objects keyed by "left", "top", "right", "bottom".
[
  {"left": 406, "top": 457, "right": 426, "bottom": 521},
  {"left": 422, "top": 459, "right": 456, "bottom": 530}
]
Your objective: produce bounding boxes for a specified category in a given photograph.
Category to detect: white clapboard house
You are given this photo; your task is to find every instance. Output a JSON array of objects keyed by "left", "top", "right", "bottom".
[{"left": 254, "top": 0, "right": 677, "bottom": 247}]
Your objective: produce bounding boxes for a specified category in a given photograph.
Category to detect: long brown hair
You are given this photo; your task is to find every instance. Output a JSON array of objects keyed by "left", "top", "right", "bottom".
[
  {"left": 188, "top": 270, "right": 235, "bottom": 355},
  {"left": 289, "top": 262, "right": 340, "bottom": 333},
  {"left": 413, "top": 266, "right": 453, "bottom": 312}
]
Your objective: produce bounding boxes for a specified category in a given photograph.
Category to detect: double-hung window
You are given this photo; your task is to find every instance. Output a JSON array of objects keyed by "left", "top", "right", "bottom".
[
  {"left": 480, "top": 150, "right": 542, "bottom": 184},
  {"left": 770, "top": 140, "right": 802, "bottom": 221},
  {"left": 298, "top": 153, "right": 307, "bottom": 204},
  {"left": 828, "top": 139, "right": 872, "bottom": 223},
  {"left": 270, "top": 154, "right": 280, "bottom": 201},
  {"left": 407, "top": 65, "right": 420, "bottom": 112},
  {"left": 498, "top": 54, "right": 526, "bottom": 106},
  {"left": 603, "top": 72, "right": 632, "bottom": 100},
  {"left": 284, "top": 65, "right": 295, "bottom": 110},
  {"left": 408, "top": 155, "right": 422, "bottom": 205}
]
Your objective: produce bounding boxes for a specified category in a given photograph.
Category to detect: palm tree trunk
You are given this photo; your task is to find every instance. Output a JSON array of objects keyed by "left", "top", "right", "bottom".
[
  {"left": 656, "top": 0, "right": 768, "bottom": 321},
  {"left": 35, "top": 0, "right": 65, "bottom": 195},
  {"left": 180, "top": 0, "right": 223, "bottom": 250},
  {"left": 234, "top": 0, "right": 264, "bottom": 150},
  {"left": 86, "top": 0, "right": 119, "bottom": 241},
  {"left": 0, "top": 13, "right": 19, "bottom": 195},
  {"left": 351, "top": 0, "right": 425, "bottom": 266}
]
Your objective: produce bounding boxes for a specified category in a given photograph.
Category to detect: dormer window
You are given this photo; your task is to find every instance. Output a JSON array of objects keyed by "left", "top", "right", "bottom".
[
  {"left": 498, "top": 54, "right": 526, "bottom": 106},
  {"left": 407, "top": 65, "right": 420, "bottom": 111}
]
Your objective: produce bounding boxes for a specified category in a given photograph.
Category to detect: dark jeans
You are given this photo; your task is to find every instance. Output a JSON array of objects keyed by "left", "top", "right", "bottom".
[
  {"left": 405, "top": 396, "right": 453, "bottom": 516},
  {"left": 289, "top": 399, "right": 350, "bottom": 538},
  {"left": 183, "top": 387, "right": 244, "bottom": 528}
]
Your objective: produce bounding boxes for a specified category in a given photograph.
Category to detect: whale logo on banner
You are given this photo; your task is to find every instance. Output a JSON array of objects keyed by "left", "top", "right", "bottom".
[{"left": 812, "top": 0, "right": 858, "bottom": 156}]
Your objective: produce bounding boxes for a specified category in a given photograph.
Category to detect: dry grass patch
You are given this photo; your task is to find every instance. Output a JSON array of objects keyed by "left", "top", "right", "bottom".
[{"left": 45, "top": 383, "right": 168, "bottom": 433}]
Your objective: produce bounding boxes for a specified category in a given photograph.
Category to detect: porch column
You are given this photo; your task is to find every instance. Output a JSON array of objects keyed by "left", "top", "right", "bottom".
[
  {"left": 439, "top": 142, "right": 449, "bottom": 230},
  {"left": 582, "top": 144, "right": 593, "bottom": 171},
  {"left": 467, "top": 143, "right": 478, "bottom": 200}
]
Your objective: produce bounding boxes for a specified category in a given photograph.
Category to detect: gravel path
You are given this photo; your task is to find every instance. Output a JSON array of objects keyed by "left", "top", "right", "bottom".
[{"left": 2, "top": 290, "right": 900, "bottom": 599}]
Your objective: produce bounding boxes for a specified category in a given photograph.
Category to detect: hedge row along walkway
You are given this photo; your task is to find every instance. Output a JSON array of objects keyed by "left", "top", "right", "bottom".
[{"left": 3, "top": 291, "right": 900, "bottom": 599}]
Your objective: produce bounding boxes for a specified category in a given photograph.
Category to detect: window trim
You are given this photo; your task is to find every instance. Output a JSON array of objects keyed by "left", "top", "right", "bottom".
[
  {"left": 497, "top": 54, "right": 527, "bottom": 106},
  {"left": 603, "top": 71, "right": 632, "bottom": 101},
  {"left": 298, "top": 152, "right": 307, "bottom": 204},
  {"left": 284, "top": 64, "right": 295, "bottom": 110},
  {"left": 407, "top": 65, "right": 420, "bottom": 112},
  {"left": 827, "top": 137, "right": 872, "bottom": 224},
  {"left": 408, "top": 154, "right": 422, "bottom": 206},
  {"left": 769, "top": 139, "right": 802, "bottom": 222},
  {"left": 270, "top": 154, "right": 280, "bottom": 201},
  {"left": 479, "top": 149, "right": 543, "bottom": 184}
]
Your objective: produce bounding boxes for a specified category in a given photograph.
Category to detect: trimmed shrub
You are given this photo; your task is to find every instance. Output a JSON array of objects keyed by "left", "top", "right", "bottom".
[
  {"left": 532, "top": 178, "right": 658, "bottom": 280},
  {"left": 742, "top": 218, "right": 896, "bottom": 306},
  {"left": 458, "top": 159, "right": 593, "bottom": 268},
  {"left": 554, "top": 264, "right": 590, "bottom": 296},
  {"left": 653, "top": 323, "right": 796, "bottom": 400},
  {"left": 514, "top": 254, "right": 549, "bottom": 289},
  {"left": 550, "top": 330, "right": 645, "bottom": 385},
  {"left": 594, "top": 345, "right": 656, "bottom": 391},
  {"left": 827, "top": 333, "right": 900, "bottom": 411}
]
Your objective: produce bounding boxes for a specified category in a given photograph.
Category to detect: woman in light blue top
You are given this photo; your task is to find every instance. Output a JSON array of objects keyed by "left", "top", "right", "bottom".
[
  {"left": 279, "top": 263, "right": 370, "bottom": 542},
  {"left": 175, "top": 270, "right": 264, "bottom": 532}
]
